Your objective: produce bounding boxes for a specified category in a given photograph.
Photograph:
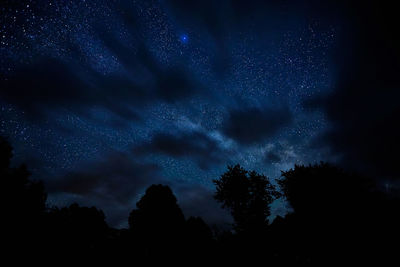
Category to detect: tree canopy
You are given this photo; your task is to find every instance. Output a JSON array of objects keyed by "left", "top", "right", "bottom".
[{"left": 213, "top": 164, "right": 280, "bottom": 233}]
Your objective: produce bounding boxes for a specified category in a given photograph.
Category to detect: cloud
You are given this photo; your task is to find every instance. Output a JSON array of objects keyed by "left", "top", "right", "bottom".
[
  {"left": 221, "top": 106, "right": 293, "bottom": 145},
  {"left": 265, "top": 151, "right": 282, "bottom": 164},
  {"left": 100, "top": 35, "right": 203, "bottom": 103},
  {"left": 0, "top": 2, "right": 205, "bottom": 125},
  {"left": 46, "top": 151, "right": 163, "bottom": 203},
  {"left": 174, "top": 183, "right": 233, "bottom": 227},
  {"left": 0, "top": 48, "right": 203, "bottom": 120},
  {"left": 45, "top": 149, "right": 233, "bottom": 227},
  {"left": 134, "top": 130, "right": 231, "bottom": 170},
  {"left": 45, "top": 151, "right": 164, "bottom": 227},
  {"left": 1, "top": 55, "right": 202, "bottom": 124},
  {"left": 0, "top": 58, "right": 143, "bottom": 121}
]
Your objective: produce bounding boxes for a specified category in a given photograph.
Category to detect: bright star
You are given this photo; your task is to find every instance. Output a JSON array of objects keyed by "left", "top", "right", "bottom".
[{"left": 180, "top": 34, "right": 189, "bottom": 44}]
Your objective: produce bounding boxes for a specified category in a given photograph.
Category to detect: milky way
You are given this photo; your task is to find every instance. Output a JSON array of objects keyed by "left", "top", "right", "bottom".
[{"left": 1, "top": 0, "right": 338, "bottom": 227}]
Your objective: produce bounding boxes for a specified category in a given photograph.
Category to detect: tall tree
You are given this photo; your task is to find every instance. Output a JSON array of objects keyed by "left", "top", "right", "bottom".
[
  {"left": 0, "top": 136, "right": 47, "bottom": 223},
  {"left": 128, "top": 184, "right": 185, "bottom": 259},
  {"left": 277, "top": 162, "right": 400, "bottom": 264},
  {"left": 0, "top": 136, "right": 47, "bottom": 255},
  {"left": 213, "top": 164, "right": 280, "bottom": 233}
]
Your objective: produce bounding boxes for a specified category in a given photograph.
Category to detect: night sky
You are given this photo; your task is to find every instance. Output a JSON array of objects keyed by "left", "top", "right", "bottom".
[{"left": 1, "top": 0, "right": 399, "bottom": 228}]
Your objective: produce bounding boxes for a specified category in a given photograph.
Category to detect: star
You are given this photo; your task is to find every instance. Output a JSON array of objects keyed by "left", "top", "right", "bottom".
[{"left": 179, "top": 34, "right": 189, "bottom": 44}]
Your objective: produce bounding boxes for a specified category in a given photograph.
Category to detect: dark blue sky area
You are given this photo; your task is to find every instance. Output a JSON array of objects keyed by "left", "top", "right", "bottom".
[{"left": 1, "top": 0, "right": 398, "bottom": 227}]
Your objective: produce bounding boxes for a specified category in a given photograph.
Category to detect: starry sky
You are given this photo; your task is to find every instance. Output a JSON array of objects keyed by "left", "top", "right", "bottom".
[{"left": 1, "top": 0, "right": 399, "bottom": 228}]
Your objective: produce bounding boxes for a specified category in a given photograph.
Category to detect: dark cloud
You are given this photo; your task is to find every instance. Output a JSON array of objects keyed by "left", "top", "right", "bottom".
[
  {"left": 221, "top": 107, "right": 293, "bottom": 145},
  {"left": 265, "top": 151, "right": 282, "bottom": 164},
  {"left": 304, "top": 2, "right": 400, "bottom": 179},
  {"left": 0, "top": 52, "right": 201, "bottom": 123},
  {"left": 135, "top": 131, "right": 231, "bottom": 170},
  {"left": 100, "top": 31, "right": 203, "bottom": 103},
  {"left": 174, "top": 184, "right": 233, "bottom": 227},
  {"left": 44, "top": 151, "right": 164, "bottom": 227},
  {"left": 0, "top": 58, "right": 144, "bottom": 121},
  {"left": 45, "top": 150, "right": 232, "bottom": 227},
  {"left": 0, "top": 2, "right": 204, "bottom": 125},
  {"left": 46, "top": 151, "right": 162, "bottom": 203}
]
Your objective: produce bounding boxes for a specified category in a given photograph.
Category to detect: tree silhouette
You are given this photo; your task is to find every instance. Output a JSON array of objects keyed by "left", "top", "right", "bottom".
[
  {"left": 129, "top": 184, "right": 185, "bottom": 231},
  {"left": 2, "top": 134, "right": 400, "bottom": 264},
  {"left": 277, "top": 162, "right": 400, "bottom": 264},
  {"left": 0, "top": 137, "right": 47, "bottom": 215},
  {"left": 278, "top": 162, "right": 377, "bottom": 221},
  {"left": 183, "top": 216, "right": 215, "bottom": 260},
  {"left": 213, "top": 164, "right": 280, "bottom": 234},
  {"left": 128, "top": 184, "right": 186, "bottom": 259},
  {"left": 0, "top": 136, "right": 12, "bottom": 169},
  {"left": 1, "top": 136, "right": 47, "bottom": 254},
  {"left": 186, "top": 216, "right": 213, "bottom": 241},
  {"left": 47, "top": 203, "right": 109, "bottom": 253}
]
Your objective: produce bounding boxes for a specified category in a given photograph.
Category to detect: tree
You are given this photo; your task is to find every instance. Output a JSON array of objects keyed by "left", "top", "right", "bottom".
[
  {"left": 277, "top": 162, "right": 400, "bottom": 264},
  {"left": 213, "top": 164, "right": 280, "bottom": 233},
  {"left": 278, "top": 162, "right": 375, "bottom": 218},
  {"left": 186, "top": 216, "right": 213, "bottom": 241},
  {"left": 128, "top": 184, "right": 185, "bottom": 232},
  {"left": 184, "top": 216, "right": 215, "bottom": 260},
  {"left": 128, "top": 184, "right": 186, "bottom": 259},
  {"left": 0, "top": 136, "right": 12, "bottom": 170},
  {"left": 0, "top": 137, "right": 47, "bottom": 217},
  {"left": 0, "top": 136, "right": 47, "bottom": 221},
  {"left": 0, "top": 136, "right": 47, "bottom": 256},
  {"left": 47, "top": 203, "right": 109, "bottom": 254}
]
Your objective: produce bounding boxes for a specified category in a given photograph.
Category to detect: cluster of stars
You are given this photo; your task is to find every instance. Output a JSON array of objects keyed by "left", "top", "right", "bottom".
[{"left": 0, "top": 0, "right": 337, "bottom": 223}]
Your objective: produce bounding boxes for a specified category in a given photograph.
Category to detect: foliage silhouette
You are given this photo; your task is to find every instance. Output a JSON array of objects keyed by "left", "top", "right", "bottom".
[
  {"left": 213, "top": 164, "right": 280, "bottom": 234},
  {"left": 274, "top": 162, "right": 400, "bottom": 264},
  {"left": 1, "top": 136, "right": 47, "bottom": 255},
  {"left": 0, "top": 137, "right": 47, "bottom": 215},
  {"left": 184, "top": 216, "right": 215, "bottom": 259},
  {"left": 279, "top": 162, "right": 374, "bottom": 217},
  {"left": 128, "top": 184, "right": 185, "bottom": 231},
  {"left": 0, "top": 136, "right": 12, "bottom": 169},
  {"left": 47, "top": 203, "right": 109, "bottom": 253},
  {"left": 1, "top": 135, "right": 400, "bottom": 264},
  {"left": 128, "top": 184, "right": 186, "bottom": 259}
]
